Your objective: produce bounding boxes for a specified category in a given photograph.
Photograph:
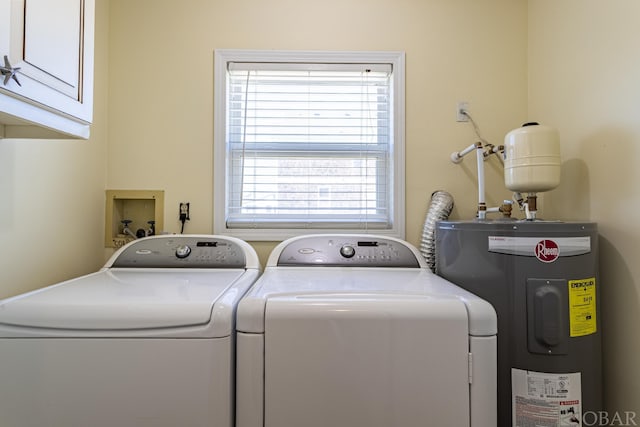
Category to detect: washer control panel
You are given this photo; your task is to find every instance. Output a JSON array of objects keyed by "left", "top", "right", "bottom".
[
  {"left": 276, "top": 236, "right": 421, "bottom": 267},
  {"left": 111, "top": 236, "right": 246, "bottom": 268}
]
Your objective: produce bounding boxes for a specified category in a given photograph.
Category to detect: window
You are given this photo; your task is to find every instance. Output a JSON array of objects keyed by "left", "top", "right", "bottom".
[{"left": 214, "top": 50, "right": 405, "bottom": 241}]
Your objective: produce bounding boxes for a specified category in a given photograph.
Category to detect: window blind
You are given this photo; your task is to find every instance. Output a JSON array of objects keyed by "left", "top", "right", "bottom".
[{"left": 225, "top": 61, "right": 394, "bottom": 230}]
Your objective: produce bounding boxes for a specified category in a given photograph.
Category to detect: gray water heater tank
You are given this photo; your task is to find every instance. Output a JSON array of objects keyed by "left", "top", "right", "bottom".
[{"left": 435, "top": 220, "right": 602, "bottom": 427}]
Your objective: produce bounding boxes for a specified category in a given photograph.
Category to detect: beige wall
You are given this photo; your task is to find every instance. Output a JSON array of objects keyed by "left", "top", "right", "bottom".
[
  {"left": 529, "top": 0, "right": 640, "bottom": 415},
  {"left": 106, "top": 0, "right": 528, "bottom": 261},
  {"left": 0, "top": 0, "right": 109, "bottom": 299}
]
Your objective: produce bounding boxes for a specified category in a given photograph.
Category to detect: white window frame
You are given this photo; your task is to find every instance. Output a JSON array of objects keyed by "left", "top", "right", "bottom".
[{"left": 213, "top": 49, "right": 405, "bottom": 241}]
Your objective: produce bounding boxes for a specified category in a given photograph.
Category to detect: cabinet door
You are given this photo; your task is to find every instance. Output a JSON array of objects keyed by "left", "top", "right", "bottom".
[
  {"left": 23, "top": 0, "right": 82, "bottom": 99},
  {"left": 0, "top": 0, "right": 94, "bottom": 126}
]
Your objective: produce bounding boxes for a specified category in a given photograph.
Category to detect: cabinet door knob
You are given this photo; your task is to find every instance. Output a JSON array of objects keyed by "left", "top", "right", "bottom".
[{"left": 1, "top": 56, "right": 21, "bottom": 87}]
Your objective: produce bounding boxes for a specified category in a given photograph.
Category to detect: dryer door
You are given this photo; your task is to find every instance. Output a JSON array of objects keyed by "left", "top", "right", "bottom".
[{"left": 263, "top": 295, "right": 471, "bottom": 427}]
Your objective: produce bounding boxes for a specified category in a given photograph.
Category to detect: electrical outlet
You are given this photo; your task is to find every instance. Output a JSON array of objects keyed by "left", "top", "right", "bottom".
[
  {"left": 179, "top": 202, "right": 190, "bottom": 220},
  {"left": 179, "top": 202, "right": 190, "bottom": 234},
  {"left": 456, "top": 101, "right": 469, "bottom": 122}
]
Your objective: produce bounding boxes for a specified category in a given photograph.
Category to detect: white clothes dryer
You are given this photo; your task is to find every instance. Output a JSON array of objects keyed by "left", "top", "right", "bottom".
[
  {"left": 0, "top": 235, "right": 260, "bottom": 427},
  {"left": 236, "top": 234, "right": 497, "bottom": 427}
]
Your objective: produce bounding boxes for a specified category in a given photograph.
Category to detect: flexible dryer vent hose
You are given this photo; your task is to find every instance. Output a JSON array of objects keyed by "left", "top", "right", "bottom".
[{"left": 420, "top": 191, "right": 454, "bottom": 272}]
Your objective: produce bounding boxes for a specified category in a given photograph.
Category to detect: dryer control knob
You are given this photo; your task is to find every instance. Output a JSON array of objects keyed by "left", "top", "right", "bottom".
[
  {"left": 175, "top": 245, "right": 192, "bottom": 259},
  {"left": 340, "top": 245, "right": 356, "bottom": 258}
]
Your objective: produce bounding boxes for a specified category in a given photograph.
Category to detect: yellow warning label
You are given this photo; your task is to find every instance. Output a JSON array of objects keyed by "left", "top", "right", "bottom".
[{"left": 568, "top": 278, "right": 597, "bottom": 337}]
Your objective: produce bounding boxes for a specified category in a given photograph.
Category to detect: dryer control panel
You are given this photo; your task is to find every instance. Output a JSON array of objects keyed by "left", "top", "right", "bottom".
[
  {"left": 275, "top": 235, "right": 422, "bottom": 267},
  {"left": 109, "top": 236, "right": 247, "bottom": 268}
]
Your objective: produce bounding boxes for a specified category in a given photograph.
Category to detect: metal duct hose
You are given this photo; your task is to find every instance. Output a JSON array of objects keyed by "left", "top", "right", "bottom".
[{"left": 420, "top": 191, "right": 454, "bottom": 272}]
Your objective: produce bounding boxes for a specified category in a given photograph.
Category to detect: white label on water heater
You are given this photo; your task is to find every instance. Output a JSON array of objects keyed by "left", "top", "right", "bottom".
[
  {"left": 512, "top": 368, "right": 582, "bottom": 427},
  {"left": 488, "top": 236, "right": 591, "bottom": 260}
]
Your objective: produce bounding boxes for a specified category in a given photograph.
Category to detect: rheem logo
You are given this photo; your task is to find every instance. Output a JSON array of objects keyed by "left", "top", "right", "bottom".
[{"left": 535, "top": 239, "right": 559, "bottom": 263}]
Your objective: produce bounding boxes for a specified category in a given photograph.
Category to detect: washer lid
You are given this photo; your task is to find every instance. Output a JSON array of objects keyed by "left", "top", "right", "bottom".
[{"left": 0, "top": 269, "right": 247, "bottom": 333}]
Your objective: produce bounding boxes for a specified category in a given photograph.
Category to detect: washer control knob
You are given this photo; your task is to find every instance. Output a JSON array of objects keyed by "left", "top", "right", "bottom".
[
  {"left": 175, "top": 245, "right": 192, "bottom": 259},
  {"left": 340, "top": 245, "right": 356, "bottom": 258}
]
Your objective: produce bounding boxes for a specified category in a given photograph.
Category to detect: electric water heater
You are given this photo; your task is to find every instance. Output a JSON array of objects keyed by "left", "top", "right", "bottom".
[{"left": 435, "top": 221, "right": 602, "bottom": 427}]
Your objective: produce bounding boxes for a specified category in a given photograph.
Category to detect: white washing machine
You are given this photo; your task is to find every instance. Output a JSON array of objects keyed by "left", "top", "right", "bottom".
[
  {"left": 236, "top": 234, "right": 497, "bottom": 427},
  {"left": 0, "top": 235, "right": 261, "bottom": 427}
]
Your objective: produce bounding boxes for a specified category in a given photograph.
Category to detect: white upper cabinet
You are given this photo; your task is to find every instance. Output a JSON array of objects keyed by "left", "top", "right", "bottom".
[{"left": 0, "top": 0, "right": 95, "bottom": 139}]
